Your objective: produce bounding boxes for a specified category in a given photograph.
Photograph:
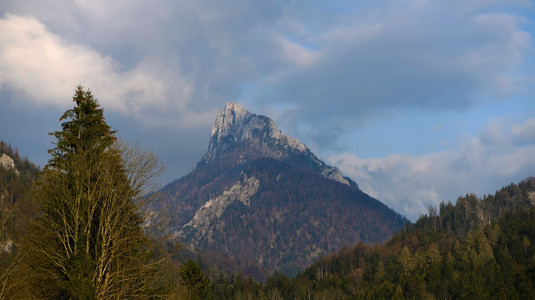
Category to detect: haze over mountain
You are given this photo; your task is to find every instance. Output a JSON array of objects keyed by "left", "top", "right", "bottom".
[{"left": 160, "top": 103, "right": 407, "bottom": 277}]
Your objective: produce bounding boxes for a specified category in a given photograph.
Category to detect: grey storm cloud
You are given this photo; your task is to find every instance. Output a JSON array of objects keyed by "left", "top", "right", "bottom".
[{"left": 253, "top": 1, "right": 531, "bottom": 147}]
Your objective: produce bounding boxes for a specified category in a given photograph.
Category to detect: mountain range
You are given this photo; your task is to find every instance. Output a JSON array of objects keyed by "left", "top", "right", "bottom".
[{"left": 160, "top": 103, "right": 407, "bottom": 277}]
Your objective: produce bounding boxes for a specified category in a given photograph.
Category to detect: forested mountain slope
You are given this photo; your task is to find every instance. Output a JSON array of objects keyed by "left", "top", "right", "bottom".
[
  {"left": 0, "top": 141, "right": 40, "bottom": 296},
  {"left": 223, "top": 178, "right": 535, "bottom": 299},
  {"left": 0, "top": 141, "right": 39, "bottom": 252}
]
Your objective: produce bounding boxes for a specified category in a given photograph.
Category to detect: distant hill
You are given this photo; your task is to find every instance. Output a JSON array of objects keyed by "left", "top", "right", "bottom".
[
  {"left": 160, "top": 103, "right": 407, "bottom": 278},
  {"left": 0, "top": 140, "right": 39, "bottom": 262},
  {"left": 253, "top": 177, "right": 535, "bottom": 299}
]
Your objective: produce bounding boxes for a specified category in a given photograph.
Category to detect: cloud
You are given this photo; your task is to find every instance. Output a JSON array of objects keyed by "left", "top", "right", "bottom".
[
  {"left": 0, "top": 0, "right": 533, "bottom": 188},
  {"left": 2, "top": 1, "right": 531, "bottom": 134},
  {"left": 255, "top": 0, "right": 533, "bottom": 148},
  {"left": 512, "top": 118, "right": 535, "bottom": 144},
  {"left": 0, "top": 1, "right": 297, "bottom": 123},
  {"left": 328, "top": 118, "right": 535, "bottom": 221},
  {"left": 0, "top": 14, "right": 204, "bottom": 127}
]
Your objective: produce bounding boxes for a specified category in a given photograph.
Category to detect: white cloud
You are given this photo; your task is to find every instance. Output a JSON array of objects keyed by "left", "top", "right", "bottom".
[
  {"left": 0, "top": 14, "right": 200, "bottom": 126},
  {"left": 512, "top": 118, "right": 535, "bottom": 144},
  {"left": 276, "top": 35, "right": 319, "bottom": 67},
  {"left": 328, "top": 118, "right": 535, "bottom": 221},
  {"left": 0, "top": 14, "right": 105, "bottom": 104}
]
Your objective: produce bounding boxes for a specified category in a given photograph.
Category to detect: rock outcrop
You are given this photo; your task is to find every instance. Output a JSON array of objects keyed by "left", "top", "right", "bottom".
[
  {"left": 203, "top": 102, "right": 349, "bottom": 186},
  {"left": 0, "top": 153, "right": 18, "bottom": 175}
]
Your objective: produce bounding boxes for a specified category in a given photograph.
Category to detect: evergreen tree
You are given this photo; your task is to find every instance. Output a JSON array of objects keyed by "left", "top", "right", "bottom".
[
  {"left": 179, "top": 259, "right": 213, "bottom": 299},
  {"left": 23, "top": 86, "right": 161, "bottom": 299}
]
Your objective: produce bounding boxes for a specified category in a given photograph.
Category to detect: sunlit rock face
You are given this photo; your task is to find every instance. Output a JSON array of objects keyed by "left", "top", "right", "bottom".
[
  {"left": 0, "top": 153, "right": 15, "bottom": 170},
  {"left": 204, "top": 102, "right": 349, "bottom": 186},
  {"left": 176, "top": 174, "right": 260, "bottom": 245},
  {"left": 0, "top": 153, "right": 18, "bottom": 175}
]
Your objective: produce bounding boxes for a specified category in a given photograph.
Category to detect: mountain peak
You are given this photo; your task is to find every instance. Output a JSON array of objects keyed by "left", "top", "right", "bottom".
[
  {"left": 160, "top": 102, "right": 407, "bottom": 278},
  {"left": 202, "top": 102, "right": 351, "bottom": 186},
  {"left": 209, "top": 102, "right": 254, "bottom": 141},
  {"left": 204, "top": 102, "right": 307, "bottom": 161}
]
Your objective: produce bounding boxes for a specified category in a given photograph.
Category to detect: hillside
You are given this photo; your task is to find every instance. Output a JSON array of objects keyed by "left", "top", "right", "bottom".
[
  {"left": 221, "top": 177, "right": 535, "bottom": 299},
  {"left": 0, "top": 141, "right": 39, "bottom": 244},
  {"left": 0, "top": 141, "right": 39, "bottom": 286}
]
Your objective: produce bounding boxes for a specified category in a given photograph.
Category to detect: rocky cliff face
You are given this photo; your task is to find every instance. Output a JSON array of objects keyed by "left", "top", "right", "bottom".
[
  {"left": 203, "top": 102, "right": 350, "bottom": 186},
  {"left": 177, "top": 174, "right": 261, "bottom": 244},
  {"left": 0, "top": 154, "right": 18, "bottom": 174},
  {"left": 205, "top": 102, "right": 306, "bottom": 158},
  {"left": 160, "top": 102, "right": 406, "bottom": 279}
]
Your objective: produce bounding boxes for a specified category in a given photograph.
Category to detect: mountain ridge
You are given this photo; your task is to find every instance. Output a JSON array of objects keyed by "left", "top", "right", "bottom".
[
  {"left": 202, "top": 102, "right": 351, "bottom": 186},
  {"left": 161, "top": 102, "right": 407, "bottom": 278}
]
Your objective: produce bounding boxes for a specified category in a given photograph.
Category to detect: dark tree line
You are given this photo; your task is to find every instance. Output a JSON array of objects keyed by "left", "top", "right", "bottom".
[
  {"left": 0, "top": 140, "right": 40, "bottom": 292},
  {"left": 202, "top": 178, "right": 535, "bottom": 299}
]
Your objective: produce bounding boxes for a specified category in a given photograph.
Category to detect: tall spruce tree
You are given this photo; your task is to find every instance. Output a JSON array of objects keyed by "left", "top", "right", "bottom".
[{"left": 24, "top": 86, "right": 161, "bottom": 299}]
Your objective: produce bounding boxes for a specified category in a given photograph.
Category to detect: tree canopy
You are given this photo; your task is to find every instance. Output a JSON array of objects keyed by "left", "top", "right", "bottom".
[{"left": 20, "top": 85, "right": 161, "bottom": 299}]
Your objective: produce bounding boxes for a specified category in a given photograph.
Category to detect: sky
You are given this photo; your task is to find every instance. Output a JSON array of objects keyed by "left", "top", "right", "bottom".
[{"left": 1, "top": 0, "right": 534, "bottom": 221}]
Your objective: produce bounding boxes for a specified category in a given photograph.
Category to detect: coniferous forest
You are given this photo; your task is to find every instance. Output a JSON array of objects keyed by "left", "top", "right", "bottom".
[{"left": 0, "top": 86, "right": 534, "bottom": 299}]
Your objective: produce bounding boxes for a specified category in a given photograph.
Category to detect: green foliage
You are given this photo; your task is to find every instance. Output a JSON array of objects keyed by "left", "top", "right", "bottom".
[
  {"left": 0, "top": 141, "right": 40, "bottom": 238},
  {"left": 0, "top": 141, "right": 39, "bottom": 299},
  {"left": 13, "top": 86, "right": 161, "bottom": 299},
  {"left": 48, "top": 86, "right": 116, "bottom": 169},
  {"left": 206, "top": 178, "right": 535, "bottom": 299},
  {"left": 179, "top": 259, "right": 213, "bottom": 299}
]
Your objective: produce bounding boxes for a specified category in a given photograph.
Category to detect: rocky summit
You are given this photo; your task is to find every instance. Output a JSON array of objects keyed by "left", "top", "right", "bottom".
[
  {"left": 203, "top": 102, "right": 350, "bottom": 185},
  {"left": 160, "top": 102, "right": 407, "bottom": 279}
]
